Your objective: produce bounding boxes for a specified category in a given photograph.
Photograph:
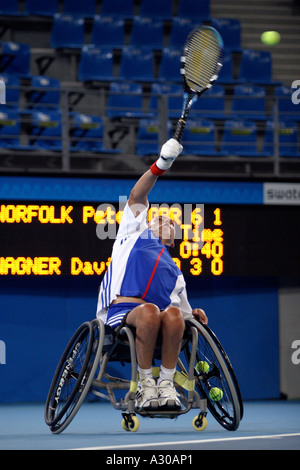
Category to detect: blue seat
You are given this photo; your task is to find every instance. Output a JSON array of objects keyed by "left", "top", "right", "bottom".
[
  {"left": 0, "top": 74, "right": 20, "bottom": 108},
  {"left": 78, "top": 46, "right": 115, "bottom": 82},
  {"left": 220, "top": 119, "right": 261, "bottom": 157},
  {"left": 139, "top": 0, "right": 173, "bottom": 19},
  {"left": 62, "top": 0, "right": 96, "bottom": 17},
  {"left": 136, "top": 119, "right": 172, "bottom": 156},
  {"left": 181, "top": 119, "right": 220, "bottom": 156},
  {"left": 211, "top": 18, "right": 242, "bottom": 52},
  {"left": 29, "top": 110, "right": 62, "bottom": 151},
  {"left": 24, "top": 0, "right": 59, "bottom": 16},
  {"left": 91, "top": 16, "right": 125, "bottom": 48},
  {"left": 100, "top": 0, "right": 134, "bottom": 18},
  {"left": 231, "top": 84, "right": 267, "bottom": 121},
  {"left": 263, "top": 120, "right": 300, "bottom": 157},
  {"left": 238, "top": 49, "right": 277, "bottom": 85},
  {"left": 148, "top": 82, "right": 182, "bottom": 119},
  {"left": 0, "top": 107, "right": 23, "bottom": 149},
  {"left": 158, "top": 48, "right": 182, "bottom": 82},
  {"left": 0, "top": 0, "right": 25, "bottom": 16},
  {"left": 190, "top": 85, "right": 226, "bottom": 120},
  {"left": 218, "top": 50, "right": 235, "bottom": 84},
  {"left": 50, "top": 14, "right": 85, "bottom": 49},
  {"left": 119, "top": 47, "right": 155, "bottom": 82},
  {"left": 70, "top": 112, "right": 120, "bottom": 153},
  {"left": 27, "top": 76, "right": 60, "bottom": 110},
  {"left": 0, "top": 42, "right": 31, "bottom": 78},
  {"left": 275, "top": 85, "right": 300, "bottom": 122},
  {"left": 130, "top": 16, "right": 164, "bottom": 49},
  {"left": 177, "top": 0, "right": 211, "bottom": 21},
  {"left": 168, "top": 17, "right": 197, "bottom": 49},
  {"left": 107, "top": 82, "right": 151, "bottom": 119}
]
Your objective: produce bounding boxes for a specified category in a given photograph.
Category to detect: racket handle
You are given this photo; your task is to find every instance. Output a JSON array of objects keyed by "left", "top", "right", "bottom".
[{"left": 173, "top": 118, "right": 186, "bottom": 143}]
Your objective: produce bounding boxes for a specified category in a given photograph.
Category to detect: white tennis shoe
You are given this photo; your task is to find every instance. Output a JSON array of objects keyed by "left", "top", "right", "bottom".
[
  {"left": 158, "top": 379, "right": 181, "bottom": 410},
  {"left": 135, "top": 378, "right": 159, "bottom": 411}
]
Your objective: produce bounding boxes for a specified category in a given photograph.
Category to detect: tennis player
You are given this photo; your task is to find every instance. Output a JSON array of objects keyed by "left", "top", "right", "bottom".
[{"left": 96, "top": 138, "right": 207, "bottom": 411}]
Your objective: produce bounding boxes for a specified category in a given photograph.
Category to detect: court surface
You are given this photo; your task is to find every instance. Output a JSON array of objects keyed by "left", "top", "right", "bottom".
[{"left": 0, "top": 399, "right": 299, "bottom": 450}]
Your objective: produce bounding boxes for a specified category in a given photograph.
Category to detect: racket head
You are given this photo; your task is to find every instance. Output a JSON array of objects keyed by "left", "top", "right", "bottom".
[{"left": 181, "top": 25, "right": 224, "bottom": 93}]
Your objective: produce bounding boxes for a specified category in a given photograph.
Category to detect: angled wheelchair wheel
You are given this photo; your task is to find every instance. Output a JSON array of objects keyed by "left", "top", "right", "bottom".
[
  {"left": 184, "top": 318, "right": 243, "bottom": 431},
  {"left": 44, "top": 319, "right": 104, "bottom": 434}
]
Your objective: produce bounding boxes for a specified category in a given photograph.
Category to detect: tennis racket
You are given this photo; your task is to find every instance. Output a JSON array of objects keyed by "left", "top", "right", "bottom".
[{"left": 173, "top": 25, "right": 224, "bottom": 143}]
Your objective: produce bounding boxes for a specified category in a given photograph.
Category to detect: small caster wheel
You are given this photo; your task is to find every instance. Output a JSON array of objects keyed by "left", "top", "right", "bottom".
[
  {"left": 122, "top": 414, "right": 139, "bottom": 432},
  {"left": 192, "top": 415, "right": 207, "bottom": 431}
]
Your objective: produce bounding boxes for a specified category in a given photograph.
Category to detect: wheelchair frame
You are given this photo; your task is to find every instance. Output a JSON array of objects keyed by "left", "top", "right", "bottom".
[{"left": 45, "top": 317, "right": 243, "bottom": 434}]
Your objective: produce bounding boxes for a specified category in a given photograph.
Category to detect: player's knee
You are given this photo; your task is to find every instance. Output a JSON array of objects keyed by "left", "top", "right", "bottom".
[
  {"left": 161, "top": 306, "right": 185, "bottom": 334},
  {"left": 139, "top": 303, "right": 161, "bottom": 327}
]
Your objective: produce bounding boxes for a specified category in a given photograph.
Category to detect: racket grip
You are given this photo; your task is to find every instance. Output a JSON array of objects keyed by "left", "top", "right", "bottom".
[{"left": 173, "top": 118, "right": 186, "bottom": 143}]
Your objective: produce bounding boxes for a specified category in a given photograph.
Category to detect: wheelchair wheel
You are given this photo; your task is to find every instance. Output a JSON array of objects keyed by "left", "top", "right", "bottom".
[
  {"left": 44, "top": 319, "right": 103, "bottom": 434},
  {"left": 184, "top": 318, "right": 243, "bottom": 431}
]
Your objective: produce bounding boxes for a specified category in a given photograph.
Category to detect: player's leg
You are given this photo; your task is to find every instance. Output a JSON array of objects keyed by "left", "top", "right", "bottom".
[
  {"left": 126, "top": 303, "right": 161, "bottom": 410},
  {"left": 158, "top": 306, "right": 185, "bottom": 409}
]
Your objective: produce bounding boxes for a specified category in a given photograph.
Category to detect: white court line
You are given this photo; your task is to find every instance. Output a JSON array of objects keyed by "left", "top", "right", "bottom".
[{"left": 72, "top": 432, "right": 300, "bottom": 450}]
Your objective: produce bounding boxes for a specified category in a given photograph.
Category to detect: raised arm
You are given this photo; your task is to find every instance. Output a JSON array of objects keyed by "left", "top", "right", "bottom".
[{"left": 128, "top": 138, "right": 183, "bottom": 216}]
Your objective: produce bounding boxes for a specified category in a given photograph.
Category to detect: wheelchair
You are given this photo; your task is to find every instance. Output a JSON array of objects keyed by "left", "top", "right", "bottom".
[{"left": 44, "top": 317, "right": 243, "bottom": 434}]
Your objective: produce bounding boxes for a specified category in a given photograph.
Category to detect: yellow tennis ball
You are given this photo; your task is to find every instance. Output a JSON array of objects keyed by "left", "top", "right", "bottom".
[
  {"left": 209, "top": 387, "right": 223, "bottom": 401},
  {"left": 195, "top": 361, "right": 210, "bottom": 373},
  {"left": 261, "top": 31, "right": 281, "bottom": 45}
]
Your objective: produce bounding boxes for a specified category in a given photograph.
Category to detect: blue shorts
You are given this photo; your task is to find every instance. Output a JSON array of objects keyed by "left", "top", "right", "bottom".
[{"left": 106, "top": 302, "right": 140, "bottom": 329}]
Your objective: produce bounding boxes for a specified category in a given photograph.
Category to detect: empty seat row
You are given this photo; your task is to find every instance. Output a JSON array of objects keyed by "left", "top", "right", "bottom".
[
  {"left": 136, "top": 119, "right": 300, "bottom": 158},
  {"left": 0, "top": 0, "right": 211, "bottom": 21},
  {"left": 1, "top": 73, "right": 298, "bottom": 123}
]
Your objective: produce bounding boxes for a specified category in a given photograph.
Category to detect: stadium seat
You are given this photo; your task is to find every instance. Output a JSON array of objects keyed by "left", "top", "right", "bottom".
[
  {"left": 70, "top": 112, "right": 120, "bottom": 153},
  {"left": 27, "top": 76, "right": 61, "bottom": 110},
  {"left": 217, "top": 50, "right": 235, "bottom": 84},
  {"left": 119, "top": 47, "right": 155, "bottom": 82},
  {"left": 90, "top": 16, "right": 125, "bottom": 48},
  {"left": 189, "top": 84, "right": 226, "bottom": 120},
  {"left": 78, "top": 46, "right": 115, "bottom": 83},
  {"left": 177, "top": 0, "right": 211, "bottom": 21},
  {"left": 136, "top": 119, "right": 172, "bottom": 156},
  {"left": 106, "top": 82, "right": 151, "bottom": 119},
  {"left": 100, "top": 0, "right": 134, "bottom": 18},
  {"left": 230, "top": 84, "right": 267, "bottom": 121},
  {"left": 220, "top": 119, "right": 261, "bottom": 157},
  {"left": 238, "top": 49, "right": 278, "bottom": 85},
  {"left": 181, "top": 119, "right": 220, "bottom": 156},
  {"left": 29, "top": 110, "right": 62, "bottom": 151},
  {"left": 0, "top": 0, "right": 25, "bottom": 16},
  {"left": 62, "top": 0, "right": 96, "bottom": 17},
  {"left": 158, "top": 48, "right": 182, "bottom": 82},
  {"left": 139, "top": 0, "right": 173, "bottom": 19},
  {"left": 168, "top": 17, "right": 197, "bottom": 49},
  {"left": 211, "top": 18, "right": 242, "bottom": 52},
  {"left": 0, "top": 107, "right": 24, "bottom": 149},
  {"left": 0, "top": 74, "right": 20, "bottom": 108},
  {"left": 50, "top": 14, "right": 85, "bottom": 49},
  {"left": 263, "top": 120, "right": 300, "bottom": 157},
  {"left": 130, "top": 16, "right": 164, "bottom": 50},
  {"left": 24, "top": 0, "right": 59, "bottom": 16},
  {"left": 0, "top": 42, "right": 31, "bottom": 78},
  {"left": 275, "top": 85, "right": 300, "bottom": 121},
  {"left": 148, "top": 82, "right": 182, "bottom": 119}
]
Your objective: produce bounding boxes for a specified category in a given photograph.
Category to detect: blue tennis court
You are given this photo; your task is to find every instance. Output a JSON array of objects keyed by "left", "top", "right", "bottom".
[{"left": 1, "top": 400, "right": 299, "bottom": 450}]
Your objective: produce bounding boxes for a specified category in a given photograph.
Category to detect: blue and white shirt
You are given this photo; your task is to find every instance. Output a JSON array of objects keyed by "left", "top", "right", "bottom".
[{"left": 96, "top": 202, "right": 193, "bottom": 323}]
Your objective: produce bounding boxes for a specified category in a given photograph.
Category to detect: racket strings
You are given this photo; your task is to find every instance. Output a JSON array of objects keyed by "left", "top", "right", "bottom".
[{"left": 185, "top": 30, "right": 221, "bottom": 91}]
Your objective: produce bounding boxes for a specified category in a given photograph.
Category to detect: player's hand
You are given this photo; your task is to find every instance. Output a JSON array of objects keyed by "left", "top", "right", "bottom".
[
  {"left": 192, "top": 308, "right": 208, "bottom": 325},
  {"left": 156, "top": 138, "right": 183, "bottom": 170}
]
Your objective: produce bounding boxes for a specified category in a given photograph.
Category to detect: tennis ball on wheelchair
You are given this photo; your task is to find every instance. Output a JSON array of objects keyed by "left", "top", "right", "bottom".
[
  {"left": 261, "top": 31, "right": 281, "bottom": 45},
  {"left": 195, "top": 361, "right": 210, "bottom": 373},
  {"left": 209, "top": 387, "right": 223, "bottom": 401}
]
